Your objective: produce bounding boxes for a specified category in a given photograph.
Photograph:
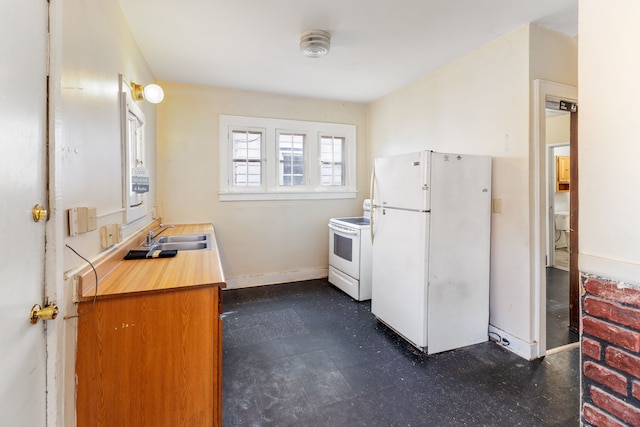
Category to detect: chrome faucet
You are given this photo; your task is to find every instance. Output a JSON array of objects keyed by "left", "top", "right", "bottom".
[{"left": 145, "top": 224, "right": 174, "bottom": 246}]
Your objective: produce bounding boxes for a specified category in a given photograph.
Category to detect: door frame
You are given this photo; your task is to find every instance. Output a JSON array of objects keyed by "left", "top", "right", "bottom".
[
  {"left": 45, "top": 0, "right": 66, "bottom": 425},
  {"left": 532, "top": 80, "right": 577, "bottom": 358},
  {"left": 568, "top": 111, "right": 579, "bottom": 331}
]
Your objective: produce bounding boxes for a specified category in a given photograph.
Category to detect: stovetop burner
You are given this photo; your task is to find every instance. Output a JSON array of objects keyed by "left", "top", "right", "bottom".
[{"left": 332, "top": 216, "right": 370, "bottom": 226}]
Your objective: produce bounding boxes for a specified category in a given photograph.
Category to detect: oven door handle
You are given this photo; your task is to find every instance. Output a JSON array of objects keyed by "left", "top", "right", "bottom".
[{"left": 328, "top": 224, "right": 359, "bottom": 236}]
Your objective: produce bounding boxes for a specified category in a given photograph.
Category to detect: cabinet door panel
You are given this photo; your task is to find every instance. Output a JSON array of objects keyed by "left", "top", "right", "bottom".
[
  {"left": 556, "top": 155, "right": 570, "bottom": 192},
  {"left": 76, "top": 287, "right": 220, "bottom": 426}
]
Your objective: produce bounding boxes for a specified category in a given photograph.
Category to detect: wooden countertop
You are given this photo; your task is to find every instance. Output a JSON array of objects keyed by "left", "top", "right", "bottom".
[{"left": 77, "top": 223, "right": 225, "bottom": 300}]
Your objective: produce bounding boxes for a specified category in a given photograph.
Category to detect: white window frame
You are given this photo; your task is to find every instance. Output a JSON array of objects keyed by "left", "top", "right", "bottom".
[
  {"left": 219, "top": 115, "right": 356, "bottom": 201},
  {"left": 276, "top": 129, "right": 308, "bottom": 190},
  {"left": 319, "top": 133, "right": 346, "bottom": 187},
  {"left": 228, "top": 126, "right": 266, "bottom": 192},
  {"left": 120, "top": 90, "right": 148, "bottom": 223}
]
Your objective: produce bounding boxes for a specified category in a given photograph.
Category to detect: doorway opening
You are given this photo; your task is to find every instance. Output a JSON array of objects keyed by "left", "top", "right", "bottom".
[
  {"left": 533, "top": 80, "right": 579, "bottom": 357},
  {"left": 545, "top": 125, "right": 578, "bottom": 351}
]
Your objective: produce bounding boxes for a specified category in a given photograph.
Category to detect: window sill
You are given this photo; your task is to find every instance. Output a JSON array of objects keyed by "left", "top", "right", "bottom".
[{"left": 219, "top": 191, "right": 357, "bottom": 202}]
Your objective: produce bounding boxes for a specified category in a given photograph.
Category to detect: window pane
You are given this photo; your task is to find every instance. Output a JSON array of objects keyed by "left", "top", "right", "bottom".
[
  {"left": 320, "top": 137, "right": 332, "bottom": 161},
  {"left": 321, "top": 164, "right": 332, "bottom": 185},
  {"left": 333, "top": 143, "right": 342, "bottom": 162},
  {"left": 232, "top": 130, "right": 262, "bottom": 186},
  {"left": 279, "top": 133, "right": 305, "bottom": 186},
  {"left": 248, "top": 163, "right": 261, "bottom": 185},
  {"left": 320, "top": 136, "right": 344, "bottom": 186}
]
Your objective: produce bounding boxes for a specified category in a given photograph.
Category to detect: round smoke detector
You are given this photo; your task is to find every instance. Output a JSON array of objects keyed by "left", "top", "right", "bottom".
[{"left": 300, "top": 30, "right": 331, "bottom": 58}]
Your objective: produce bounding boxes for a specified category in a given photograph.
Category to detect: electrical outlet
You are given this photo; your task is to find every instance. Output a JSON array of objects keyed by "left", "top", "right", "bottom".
[
  {"left": 100, "top": 225, "right": 111, "bottom": 249},
  {"left": 100, "top": 224, "right": 119, "bottom": 249}
]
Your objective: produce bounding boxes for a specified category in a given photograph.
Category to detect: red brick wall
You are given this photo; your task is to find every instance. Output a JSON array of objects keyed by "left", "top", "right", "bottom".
[{"left": 581, "top": 275, "right": 640, "bottom": 426}]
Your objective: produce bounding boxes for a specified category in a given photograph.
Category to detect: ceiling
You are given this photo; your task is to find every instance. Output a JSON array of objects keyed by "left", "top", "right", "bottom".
[{"left": 119, "top": 0, "right": 577, "bottom": 104}]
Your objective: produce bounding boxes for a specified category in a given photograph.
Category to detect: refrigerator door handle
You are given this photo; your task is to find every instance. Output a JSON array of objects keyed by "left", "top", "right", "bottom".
[
  {"left": 377, "top": 206, "right": 429, "bottom": 213},
  {"left": 369, "top": 167, "right": 375, "bottom": 243}
]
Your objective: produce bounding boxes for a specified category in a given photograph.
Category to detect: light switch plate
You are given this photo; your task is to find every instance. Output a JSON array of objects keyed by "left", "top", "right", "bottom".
[
  {"left": 492, "top": 198, "right": 502, "bottom": 213},
  {"left": 87, "top": 207, "right": 97, "bottom": 231},
  {"left": 68, "top": 208, "right": 79, "bottom": 236},
  {"left": 115, "top": 223, "right": 122, "bottom": 243},
  {"left": 76, "top": 207, "right": 97, "bottom": 233}
]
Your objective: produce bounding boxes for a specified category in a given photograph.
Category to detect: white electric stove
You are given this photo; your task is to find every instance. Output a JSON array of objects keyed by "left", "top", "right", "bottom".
[{"left": 328, "top": 200, "right": 372, "bottom": 301}]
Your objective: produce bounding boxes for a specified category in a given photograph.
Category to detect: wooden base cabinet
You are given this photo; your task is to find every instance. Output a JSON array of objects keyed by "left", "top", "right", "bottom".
[{"left": 76, "top": 286, "right": 223, "bottom": 426}]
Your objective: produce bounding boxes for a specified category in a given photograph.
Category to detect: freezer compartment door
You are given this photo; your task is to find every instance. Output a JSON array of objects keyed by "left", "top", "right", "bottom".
[
  {"left": 371, "top": 208, "right": 429, "bottom": 348},
  {"left": 373, "top": 150, "right": 430, "bottom": 211}
]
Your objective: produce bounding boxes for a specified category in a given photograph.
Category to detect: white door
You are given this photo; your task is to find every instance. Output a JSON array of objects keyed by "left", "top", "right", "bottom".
[{"left": 0, "top": 1, "right": 49, "bottom": 425}]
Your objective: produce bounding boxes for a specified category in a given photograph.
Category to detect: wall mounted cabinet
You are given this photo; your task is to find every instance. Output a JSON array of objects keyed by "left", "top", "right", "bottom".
[{"left": 556, "top": 155, "right": 570, "bottom": 192}]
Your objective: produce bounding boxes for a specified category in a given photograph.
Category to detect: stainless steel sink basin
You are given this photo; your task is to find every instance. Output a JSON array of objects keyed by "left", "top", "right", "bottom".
[
  {"left": 157, "top": 234, "right": 208, "bottom": 243},
  {"left": 147, "top": 234, "right": 212, "bottom": 251},
  {"left": 151, "top": 242, "right": 207, "bottom": 251}
]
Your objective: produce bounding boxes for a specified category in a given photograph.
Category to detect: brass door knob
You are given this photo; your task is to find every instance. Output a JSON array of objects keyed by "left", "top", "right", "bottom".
[
  {"left": 32, "top": 204, "right": 48, "bottom": 222},
  {"left": 30, "top": 304, "right": 59, "bottom": 324}
]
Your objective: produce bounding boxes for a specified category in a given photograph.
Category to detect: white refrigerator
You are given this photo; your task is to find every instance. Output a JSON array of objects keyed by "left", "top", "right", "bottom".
[{"left": 371, "top": 150, "right": 492, "bottom": 354}]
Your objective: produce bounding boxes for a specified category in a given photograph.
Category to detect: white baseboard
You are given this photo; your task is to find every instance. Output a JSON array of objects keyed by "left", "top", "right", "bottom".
[
  {"left": 224, "top": 268, "right": 328, "bottom": 289},
  {"left": 488, "top": 325, "right": 539, "bottom": 360}
]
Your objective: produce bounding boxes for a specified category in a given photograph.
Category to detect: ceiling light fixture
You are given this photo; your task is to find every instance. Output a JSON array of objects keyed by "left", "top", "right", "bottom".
[
  {"left": 300, "top": 30, "right": 331, "bottom": 58},
  {"left": 131, "top": 82, "right": 165, "bottom": 104}
]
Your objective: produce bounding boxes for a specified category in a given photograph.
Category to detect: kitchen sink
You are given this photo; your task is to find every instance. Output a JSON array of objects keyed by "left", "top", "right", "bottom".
[
  {"left": 157, "top": 234, "right": 208, "bottom": 243},
  {"left": 147, "top": 234, "right": 212, "bottom": 251},
  {"left": 152, "top": 242, "right": 208, "bottom": 251}
]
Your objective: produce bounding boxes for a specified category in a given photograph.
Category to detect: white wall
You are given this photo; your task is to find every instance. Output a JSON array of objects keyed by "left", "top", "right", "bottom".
[
  {"left": 367, "top": 24, "right": 577, "bottom": 357},
  {"left": 579, "top": 1, "right": 640, "bottom": 284},
  {"left": 156, "top": 83, "right": 368, "bottom": 286},
  {"left": 546, "top": 113, "right": 571, "bottom": 145},
  {"left": 60, "top": 1, "right": 159, "bottom": 271},
  {"left": 50, "top": 1, "right": 160, "bottom": 425}
]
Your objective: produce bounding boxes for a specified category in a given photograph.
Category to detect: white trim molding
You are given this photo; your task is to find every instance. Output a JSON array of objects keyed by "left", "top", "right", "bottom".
[
  {"left": 224, "top": 268, "right": 329, "bottom": 289},
  {"left": 489, "top": 324, "right": 538, "bottom": 360},
  {"left": 219, "top": 115, "right": 357, "bottom": 201},
  {"left": 532, "top": 79, "right": 577, "bottom": 359}
]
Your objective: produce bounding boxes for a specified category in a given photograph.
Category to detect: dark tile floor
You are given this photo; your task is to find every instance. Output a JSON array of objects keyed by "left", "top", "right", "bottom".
[
  {"left": 546, "top": 267, "right": 579, "bottom": 350},
  {"left": 222, "top": 279, "right": 580, "bottom": 426}
]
